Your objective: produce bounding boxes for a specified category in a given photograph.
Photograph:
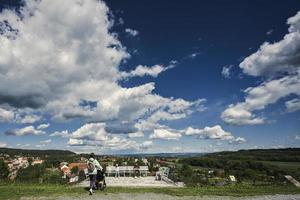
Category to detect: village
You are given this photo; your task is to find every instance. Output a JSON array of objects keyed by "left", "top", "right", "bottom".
[{"left": 0, "top": 152, "right": 239, "bottom": 187}]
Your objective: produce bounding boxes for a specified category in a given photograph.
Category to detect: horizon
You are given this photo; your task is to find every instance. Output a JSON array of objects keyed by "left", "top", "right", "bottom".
[{"left": 0, "top": 0, "right": 300, "bottom": 154}]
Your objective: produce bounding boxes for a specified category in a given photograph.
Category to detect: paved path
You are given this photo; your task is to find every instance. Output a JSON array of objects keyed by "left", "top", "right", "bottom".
[
  {"left": 76, "top": 176, "right": 180, "bottom": 187},
  {"left": 20, "top": 193, "right": 300, "bottom": 200},
  {"left": 285, "top": 175, "right": 300, "bottom": 188}
]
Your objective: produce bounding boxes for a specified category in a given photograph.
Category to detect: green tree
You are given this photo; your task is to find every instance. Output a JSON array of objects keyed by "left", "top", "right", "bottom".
[
  {"left": 16, "top": 164, "right": 45, "bottom": 183},
  {"left": 78, "top": 170, "right": 86, "bottom": 181},
  {"left": 71, "top": 166, "right": 79, "bottom": 175},
  {"left": 0, "top": 159, "right": 9, "bottom": 180},
  {"left": 42, "top": 170, "right": 65, "bottom": 184}
]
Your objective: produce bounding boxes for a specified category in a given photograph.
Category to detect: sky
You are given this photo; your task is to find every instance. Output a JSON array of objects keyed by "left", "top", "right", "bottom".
[{"left": 0, "top": 0, "right": 300, "bottom": 154}]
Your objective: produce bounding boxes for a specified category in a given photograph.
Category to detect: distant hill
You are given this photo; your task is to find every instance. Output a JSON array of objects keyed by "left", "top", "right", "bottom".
[
  {"left": 205, "top": 148, "right": 300, "bottom": 162},
  {"left": 114, "top": 152, "right": 206, "bottom": 158},
  {"left": 0, "top": 147, "right": 75, "bottom": 158}
]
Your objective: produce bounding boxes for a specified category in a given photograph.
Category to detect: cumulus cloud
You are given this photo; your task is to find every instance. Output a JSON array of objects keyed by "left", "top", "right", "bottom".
[
  {"left": 37, "top": 123, "right": 50, "bottom": 130},
  {"left": 285, "top": 98, "right": 300, "bottom": 113},
  {"left": 121, "top": 64, "right": 174, "bottom": 79},
  {"left": 40, "top": 139, "right": 51, "bottom": 144},
  {"left": 128, "top": 132, "right": 144, "bottom": 138},
  {"left": 229, "top": 137, "right": 246, "bottom": 144},
  {"left": 266, "top": 29, "right": 273, "bottom": 35},
  {"left": 5, "top": 125, "right": 46, "bottom": 136},
  {"left": 189, "top": 52, "right": 201, "bottom": 58},
  {"left": 185, "top": 125, "right": 235, "bottom": 140},
  {"left": 15, "top": 113, "right": 41, "bottom": 124},
  {"left": 0, "top": 0, "right": 205, "bottom": 140},
  {"left": 222, "top": 11, "right": 300, "bottom": 125},
  {"left": 65, "top": 123, "right": 150, "bottom": 151},
  {"left": 0, "top": 107, "right": 14, "bottom": 122},
  {"left": 0, "top": 141, "right": 7, "bottom": 148},
  {"left": 149, "top": 129, "right": 182, "bottom": 140},
  {"left": 125, "top": 28, "right": 139, "bottom": 36},
  {"left": 240, "top": 11, "right": 300, "bottom": 77},
  {"left": 139, "top": 140, "right": 153, "bottom": 149},
  {"left": 50, "top": 130, "right": 69, "bottom": 138},
  {"left": 221, "top": 65, "right": 233, "bottom": 78},
  {"left": 222, "top": 71, "right": 300, "bottom": 125}
]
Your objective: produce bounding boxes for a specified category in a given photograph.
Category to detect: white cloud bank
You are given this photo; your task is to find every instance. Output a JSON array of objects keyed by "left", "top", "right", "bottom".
[
  {"left": 222, "top": 11, "right": 300, "bottom": 125},
  {"left": 0, "top": 0, "right": 205, "bottom": 135},
  {"left": 5, "top": 125, "right": 46, "bottom": 136},
  {"left": 0, "top": 141, "right": 7, "bottom": 148}
]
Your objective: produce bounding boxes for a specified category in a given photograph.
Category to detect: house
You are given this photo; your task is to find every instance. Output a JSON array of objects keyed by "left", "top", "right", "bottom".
[
  {"left": 32, "top": 159, "right": 44, "bottom": 165},
  {"left": 68, "top": 174, "right": 79, "bottom": 183},
  {"left": 68, "top": 162, "right": 87, "bottom": 172},
  {"left": 229, "top": 175, "right": 236, "bottom": 182}
]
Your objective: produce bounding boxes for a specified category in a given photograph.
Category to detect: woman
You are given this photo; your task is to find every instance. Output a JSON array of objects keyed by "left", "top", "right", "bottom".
[{"left": 87, "top": 153, "right": 102, "bottom": 195}]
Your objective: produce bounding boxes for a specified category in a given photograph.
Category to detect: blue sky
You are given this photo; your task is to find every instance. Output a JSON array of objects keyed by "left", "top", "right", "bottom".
[{"left": 0, "top": 0, "right": 299, "bottom": 154}]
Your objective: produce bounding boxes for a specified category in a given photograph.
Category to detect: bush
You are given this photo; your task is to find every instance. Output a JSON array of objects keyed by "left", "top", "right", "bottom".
[
  {"left": 78, "top": 170, "right": 86, "bottom": 182},
  {"left": 0, "top": 159, "right": 9, "bottom": 180},
  {"left": 42, "top": 170, "right": 66, "bottom": 184},
  {"left": 16, "top": 164, "right": 45, "bottom": 183}
]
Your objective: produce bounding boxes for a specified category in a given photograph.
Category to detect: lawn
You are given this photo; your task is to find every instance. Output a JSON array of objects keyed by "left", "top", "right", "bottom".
[
  {"left": 0, "top": 182, "right": 300, "bottom": 200},
  {"left": 261, "top": 161, "right": 300, "bottom": 171}
]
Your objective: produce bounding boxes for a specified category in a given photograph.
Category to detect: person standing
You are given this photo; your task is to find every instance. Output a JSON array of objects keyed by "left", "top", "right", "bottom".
[{"left": 87, "top": 153, "right": 102, "bottom": 195}]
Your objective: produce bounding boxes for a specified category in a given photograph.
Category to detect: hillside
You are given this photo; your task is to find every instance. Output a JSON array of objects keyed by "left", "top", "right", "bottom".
[
  {"left": 205, "top": 148, "right": 300, "bottom": 162},
  {"left": 0, "top": 147, "right": 75, "bottom": 158}
]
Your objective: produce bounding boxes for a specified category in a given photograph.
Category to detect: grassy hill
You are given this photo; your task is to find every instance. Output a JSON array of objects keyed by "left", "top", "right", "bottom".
[
  {"left": 205, "top": 148, "right": 300, "bottom": 162},
  {"left": 0, "top": 147, "right": 75, "bottom": 158}
]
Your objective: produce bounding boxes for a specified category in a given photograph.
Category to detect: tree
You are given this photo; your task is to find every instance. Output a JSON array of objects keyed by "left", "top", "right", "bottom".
[
  {"left": 42, "top": 170, "right": 65, "bottom": 184},
  {"left": 79, "top": 170, "right": 86, "bottom": 181},
  {"left": 0, "top": 159, "right": 9, "bottom": 180},
  {"left": 16, "top": 164, "right": 45, "bottom": 183},
  {"left": 28, "top": 157, "right": 33, "bottom": 165},
  {"left": 71, "top": 166, "right": 79, "bottom": 175}
]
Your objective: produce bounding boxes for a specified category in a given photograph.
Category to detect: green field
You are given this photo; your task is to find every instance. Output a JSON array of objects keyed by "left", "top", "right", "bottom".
[
  {"left": 261, "top": 161, "right": 300, "bottom": 171},
  {"left": 0, "top": 182, "right": 300, "bottom": 200}
]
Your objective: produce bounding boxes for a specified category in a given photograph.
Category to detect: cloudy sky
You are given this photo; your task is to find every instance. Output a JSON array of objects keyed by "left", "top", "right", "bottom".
[{"left": 0, "top": 0, "right": 300, "bottom": 154}]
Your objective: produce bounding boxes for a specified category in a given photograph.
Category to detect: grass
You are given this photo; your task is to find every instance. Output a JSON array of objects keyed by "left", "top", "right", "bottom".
[
  {"left": 0, "top": 182, "right": 300, "bottom": 200},
  {"left": 261, "top": 161, "right": 300, "bottom": 171}
]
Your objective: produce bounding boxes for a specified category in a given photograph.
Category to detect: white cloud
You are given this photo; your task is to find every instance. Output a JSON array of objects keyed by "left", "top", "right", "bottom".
[
  {"left": 0, "top": 0, "right": 204, "bottom": 138},
  {"left": 221, "top": 65, "right": 233, "bottom": 78},
  {"left": 222, "top": 73, "right": 300, "bottom": 125},
  {"left": 185, "top": 125, "right": 234, "bottom": 140},
  {"left": 37, "top": 123, "right": 50, "bottom": 130},
  {"left": 295, "top": 135, "right": 300, "bottom": 140},
  {"left": 128, "top": 132, "right": 144, "bottom": 138},
  {"left": 5, "top": 125, "right": 45, "bottom": 136},
  {"left": 140, "top": 140, "right": 153, "bottom": 149},
  {"left": 285, "top": 98, "right": 300, "bottom": 113},
  {"left": 121, "top": 64, "right": 174, "bottom": 79},
  {"left": 125, "top": 28, "right": 139, "bottom": 36},
  {"left": 221, "top": 12, "right": 300, "bottom": 125},
  {"left": 0, "top": 107, "right": 14, "bottom": 122},
  {"left": 0, "top": 141, "right": 7, "bottom": 148},
  {"left": 15, "top": 113, "right": 41, "bottom": 124},
  {"left": 50, "top": 130, "right": 69, "bottom": 138},
  {"left": 35, "top": 144, "right": 45, "bottom": 148},
  {"left": 17, "top": 143, "right": 31, "bottom": 148},
  {"left": 240, "top": 11, "right": 300, "bottom": 77},
  {"left": 40, "top": 139, "right": 51, "bottom": 144},
  {"left": 149, "top": 129, "right": 182, "bottom": 140},
  {"left": 229, "top": 137, "right": 246, "bottom": 144},
  {"left": 266, "top": 29, "right": 273, "bottom": 35},
  {"left": 65, "top": 123, "right": 149, "bottom": 151},
  {"left": 189, "top": 52, "right": 201, "bottom": 58}
]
